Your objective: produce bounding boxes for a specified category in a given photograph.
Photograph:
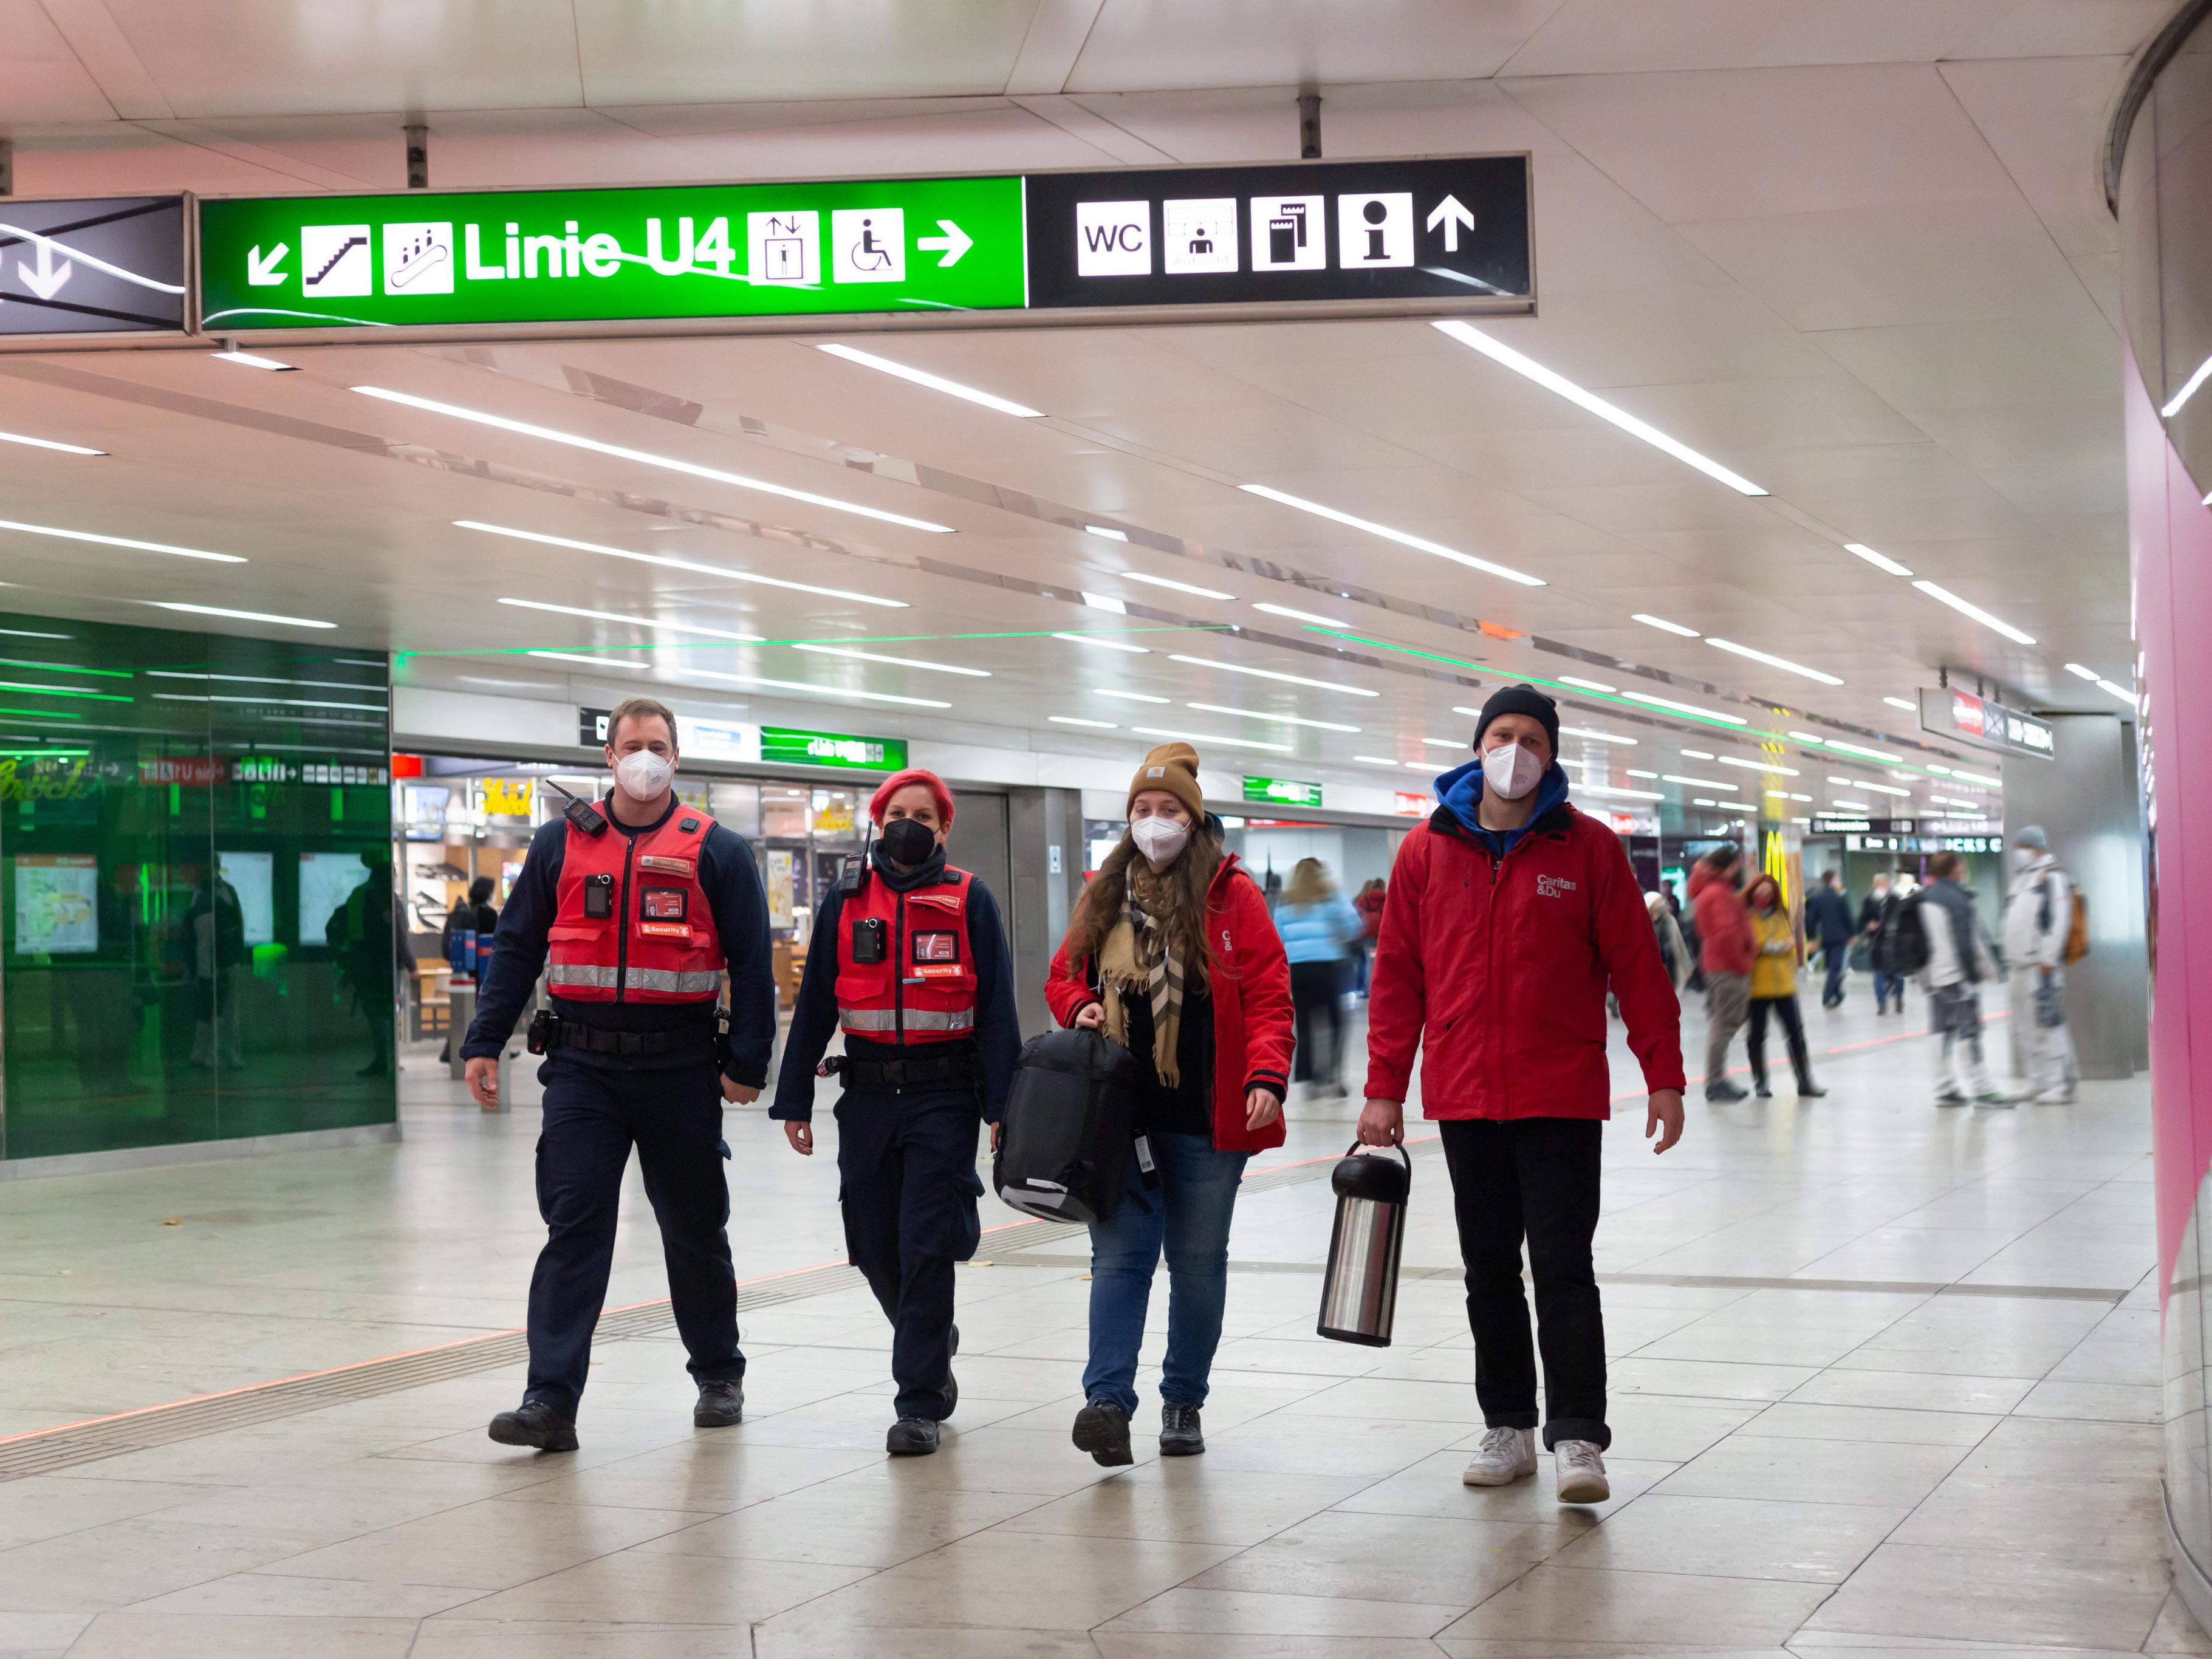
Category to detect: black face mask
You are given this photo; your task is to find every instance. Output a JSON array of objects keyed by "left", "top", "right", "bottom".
[{"left": 880, "top": 816, "right": 938, "bottom": 867}]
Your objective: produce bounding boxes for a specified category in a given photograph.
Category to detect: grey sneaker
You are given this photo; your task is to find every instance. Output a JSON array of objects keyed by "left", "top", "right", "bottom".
[
  {"left": 1975, "top": 1091, "right": 2018, "bottom": 1108},
  {"left": 1462, "top": 1426, "right": 1538, "bottom": 1486},
  {"left": 1555, "top": 1439, "right": 1610, "bottom": 1504},
  {"left": 693, "top": 1377, "right": 744, "bottom": 1428},
  {"left": 1160, "top": 1403, "right": 1205, "bottom": 1457}
]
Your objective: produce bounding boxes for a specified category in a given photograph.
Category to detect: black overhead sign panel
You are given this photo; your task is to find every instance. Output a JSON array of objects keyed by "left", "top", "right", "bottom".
[
  {"left": 0, "top": 196, "right": 186, "bottom": 335},
  {"left": 1023, "top": 156, "right": 1532, "bottom": 314}
]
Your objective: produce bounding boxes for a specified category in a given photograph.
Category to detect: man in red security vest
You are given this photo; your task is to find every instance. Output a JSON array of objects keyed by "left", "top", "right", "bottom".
[
  {"left": 461, "top": 696, "right": 775, "bottom": 1454},
  {"left": 772, "top": 768, "right": 1021, "bottom": 1457}
]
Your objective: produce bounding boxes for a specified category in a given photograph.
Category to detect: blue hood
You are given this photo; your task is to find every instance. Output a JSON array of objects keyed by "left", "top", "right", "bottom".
[{"left": 1436, "top": 757, "right": 1570, "bottom": 856}]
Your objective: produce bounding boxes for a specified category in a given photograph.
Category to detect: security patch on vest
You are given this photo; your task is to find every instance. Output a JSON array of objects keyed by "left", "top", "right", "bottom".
[
  {"left": 638, "top": 853, "right": 696, "bottom": 877},
  {"left": 641, "top": 886, "right": 688, "bottom": 922},
  {"left": 911, "top": 930, "right": 963, "bottom": 977},
  {"left": 639, "top": 922, "right": 693, "bottom": 940}
]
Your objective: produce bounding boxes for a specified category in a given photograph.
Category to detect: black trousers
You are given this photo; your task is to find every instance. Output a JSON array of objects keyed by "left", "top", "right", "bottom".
[
  {"left": 835, "top": 1084, "right": 983, "bottom": 1420},
  {"left": 1290, "top": 958, "right": 1347, "bottom": 1086},
  {"left": 1747, "top": 994, "right": 1812, "bottom": 1084},
  {"left": 524, "top": 1054, "right": 742, "bottom": 1418},
  {"left": 1439, "top": 1117, "right": 1607, "bottom": 1449}
]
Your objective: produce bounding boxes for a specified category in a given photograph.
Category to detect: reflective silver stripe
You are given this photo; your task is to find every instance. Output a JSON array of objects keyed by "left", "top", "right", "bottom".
[
  {"left": 838, "top": 1005, "right": 974, "bottom": 1032},
  {"left": 549, "top": 963, "right": 719, "bottom": 996}
]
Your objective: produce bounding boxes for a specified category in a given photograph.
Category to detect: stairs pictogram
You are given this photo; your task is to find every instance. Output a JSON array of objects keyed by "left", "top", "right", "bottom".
[{"left": 306, "top": 234, "right": 368, "bottom": 289}]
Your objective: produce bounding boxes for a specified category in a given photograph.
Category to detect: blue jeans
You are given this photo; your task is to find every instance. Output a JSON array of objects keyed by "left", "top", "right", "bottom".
[
  {"left": 1874, "top": 969, "right": 1903, "bottom": 1011},
  {"left": 1083, "top": 1133, "right": 1248, "bottom": 1415}
]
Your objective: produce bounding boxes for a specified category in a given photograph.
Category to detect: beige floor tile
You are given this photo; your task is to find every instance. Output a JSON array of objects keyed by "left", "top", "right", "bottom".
[
  {"left": 1439, "top": 1562, "right": 1832, "bottom": 1646},
  {"left": 1097, "top": 1637, "right": 1457, "bottom": 1659},
  {"left": 998, "top": 1462, "right": 1365, "bottom": 1544},
  {"left": 1188, "top": 1507, "right": 1560, "bottom": 1606},
  {"left": 1609, "top": 1356, "right": 1818, "bottom": 1403},
  {"left": 121, "top": 1571, "right": 482, "bottom": 1619},
  {"left": 61, "top": 1613, "right": 420, "bottom": 1658},
  {"left": 1655, "top": 1433, "right": 1964, "bottom": 1507},
  {"left": 256, "top": 1496, "right": 710, "bottom": 1592},
  {"left": 1887, "top": 1474, "right": 2165, "bottom": 1563},
  {"left": 1735, "top": 1401, "right": 1999, "bottom": 1448},
  {"left": 441, "top": 1548, "right": 872, "bottom": 1624},
  {"left": 1803, "top": 1539, "right": 2168, "bottom": 1647},
  {"left": 0, "top": 1612, "right": 92, "bottom": 1659},
  {"left": 2146, "top": 1588, "right": 2212, "bottom": 1653},
  {"left": 1600, "top": 1395, "right": 1768, "bottom": 1462},
  {"left": 420, "top": 1620, "right": 922, "bottom": 1658},
  {"left": 1549, "top": 1492, "right": 1902, "bottom": 1582},
  {"left": 1784, "top": 1367, "right": 2036, "bottom": 1414},
  {"left": 2015, "top": 1378, "right": 2162, "bottom": 1424},
  {"left": 1334, "top": 1449, "right": 1674, "bottom": 1524},
  {"left": 632, "top": 1479, "right": 1043, "bottom": 1566},
  {"left": 1100, "top": 1584, "right": 1470, "bottom": 1638}
]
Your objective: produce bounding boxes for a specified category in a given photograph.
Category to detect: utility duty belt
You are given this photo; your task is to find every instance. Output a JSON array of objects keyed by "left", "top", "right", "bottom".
[
  {"left": 819, "top": 1046, "right": 982, "bottom": 1093},
  {"left": 529, "top": 1007, "right": 730, "bottom": 1069}
]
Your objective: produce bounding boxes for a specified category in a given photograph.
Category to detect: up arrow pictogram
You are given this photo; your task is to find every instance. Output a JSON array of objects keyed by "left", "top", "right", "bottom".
[
  {"left": 1425, "top": 194, "right": 1477, "bottom": 253},
  {"left": 18, "top": 240, "right": 71, "bottom": 301},
  {"left": 247, "top": 244, "right": 289, "bottom": 287}
]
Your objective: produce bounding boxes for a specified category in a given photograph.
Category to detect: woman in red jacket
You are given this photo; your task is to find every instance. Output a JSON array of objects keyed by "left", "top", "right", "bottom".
[{"left": 1046, "top": 741, "right": 1292, "bottom": 1467}]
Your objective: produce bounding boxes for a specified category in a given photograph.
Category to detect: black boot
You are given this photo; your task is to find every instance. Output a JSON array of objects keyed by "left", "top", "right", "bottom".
[
  {"left": 939, "top": 1324, "right": 959, "bottom": 1421},
  {"left": 1795, "top": 1070, "right": 1827, "bottom": 1098},
  {"left": 1706, "top": 1079, "right": 1748, "bottom": 1103},
  {"left": 1753, "top": 1072, "right": 1773, "bottom": 1099},
  {"left": 1160, "top": 1403, "right": 1205, "bottom": 1456},
  {"left": 886, "top": 1417, "right": 940, "bottom": 1456},
  {"left": 488, "top": 1400, "right": 578, "bottom": 1452},
  {"left": 693, "top": 1377, "right": 744, "bottom": 1428},
  {"left": 1072, "top": 1400, "right": 1133, "bottom": 1466}
]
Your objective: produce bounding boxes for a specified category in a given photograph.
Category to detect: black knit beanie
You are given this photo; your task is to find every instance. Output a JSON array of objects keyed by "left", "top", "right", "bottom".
[{"left": 1471, "top": 683, "right": 1560, "bottom": 756}]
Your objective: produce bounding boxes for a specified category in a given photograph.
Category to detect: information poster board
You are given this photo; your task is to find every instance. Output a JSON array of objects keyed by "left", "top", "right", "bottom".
[
  {"left": 14, "top": 855, "right": 98, "bottom": 954},
  {"left": 765, "top": 849, "right": 795, "bottom": 930},
  {"left": 217, "top": 850, "right": 275, "bottom": 946},
  {"left": 298, "top": 850, "right": 369, "bottom": 946}
]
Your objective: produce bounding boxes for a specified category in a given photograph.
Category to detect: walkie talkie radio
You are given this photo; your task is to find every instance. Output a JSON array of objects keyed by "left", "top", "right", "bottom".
[{"left": 542, "top": 776, "right": 608, "bottom": 836}]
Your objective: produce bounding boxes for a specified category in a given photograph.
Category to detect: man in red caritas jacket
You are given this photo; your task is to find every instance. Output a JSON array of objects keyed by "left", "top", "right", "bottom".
[{"left": 1358, "top": 685, "right": 1685, "bottom": 1507}]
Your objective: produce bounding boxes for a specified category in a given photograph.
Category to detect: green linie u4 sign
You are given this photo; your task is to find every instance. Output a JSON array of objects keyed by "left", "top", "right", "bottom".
[{"left": 199, "top": 178, "right": 1029, "bottom": 332}]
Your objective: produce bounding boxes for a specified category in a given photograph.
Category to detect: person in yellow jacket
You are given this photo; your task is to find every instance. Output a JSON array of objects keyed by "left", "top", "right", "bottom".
[{"left": 1744, "top": 875, "right": 1826, "bottom": 1100}]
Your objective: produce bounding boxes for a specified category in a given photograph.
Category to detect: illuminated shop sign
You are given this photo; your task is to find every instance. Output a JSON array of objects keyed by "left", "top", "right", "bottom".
[
  {"left": 759, "top": 727, "right": 907, "bottom": 771},
  {"left": 1917, "top": 686, "right": 2054, "bottom": 761},
  {"left": 1243, "top": 776, "right": 1324, "bottom": 808}
]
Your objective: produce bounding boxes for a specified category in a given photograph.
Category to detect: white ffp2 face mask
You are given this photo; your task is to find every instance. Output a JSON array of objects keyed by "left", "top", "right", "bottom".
[
  {"left": 613, "top": 749, "right": 674, "bottom": 802},
  {"left": 1130, "top": 816, "right": 1191, "bottom": 866},
  {"left": 1481, "top": 742, "right": 1544, "bottom": 801}
]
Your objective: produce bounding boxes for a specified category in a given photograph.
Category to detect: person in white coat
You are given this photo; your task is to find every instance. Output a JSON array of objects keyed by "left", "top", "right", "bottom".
[{"left": 2001, "top": 825, "right": 2079, "bottom": 1104}]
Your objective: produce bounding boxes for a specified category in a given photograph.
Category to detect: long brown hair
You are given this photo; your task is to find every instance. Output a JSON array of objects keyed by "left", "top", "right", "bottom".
[
  {"left": 1745, "top": 874, "right": 1786, "bottom": 915},
  {"left": 1064, "top": 823, "right": 1223, "bottom": 985}
]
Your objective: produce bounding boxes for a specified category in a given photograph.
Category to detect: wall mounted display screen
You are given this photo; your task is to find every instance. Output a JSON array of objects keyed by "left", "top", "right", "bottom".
[
  {"left": 298, "top": 850, "right": 369, "bottom": 947},
  {"left": 217, "top": 850, "right": 275, "bottom": 947},
  {"left": 14, "top": 855, "right": 98, "bottom": 954}
]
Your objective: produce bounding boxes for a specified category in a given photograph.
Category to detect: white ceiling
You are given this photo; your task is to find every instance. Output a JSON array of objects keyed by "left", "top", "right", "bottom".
[{"left": 0, "top": 1, "right": 2160, "bottom": 821}]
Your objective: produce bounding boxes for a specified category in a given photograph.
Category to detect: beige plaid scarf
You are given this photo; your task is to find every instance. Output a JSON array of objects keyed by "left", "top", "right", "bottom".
[{"left": 1099, "top": 869, "right": 1185, "bottom": 1087}]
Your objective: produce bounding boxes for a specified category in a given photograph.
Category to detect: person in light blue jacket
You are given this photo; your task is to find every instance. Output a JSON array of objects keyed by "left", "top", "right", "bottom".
[{"left": 1275, "top": 858, "right": 1363, "bottom": 1099}]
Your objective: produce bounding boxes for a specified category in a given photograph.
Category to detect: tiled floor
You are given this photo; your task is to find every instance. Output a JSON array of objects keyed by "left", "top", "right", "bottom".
[{"left": 0, "top": 987, "right": 2190, "bottom": 1657}]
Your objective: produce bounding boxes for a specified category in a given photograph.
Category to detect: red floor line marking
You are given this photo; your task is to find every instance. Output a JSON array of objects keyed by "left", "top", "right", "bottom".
[{"left": 6, "top": 1008, "right": 2006, "bottom": 1450}]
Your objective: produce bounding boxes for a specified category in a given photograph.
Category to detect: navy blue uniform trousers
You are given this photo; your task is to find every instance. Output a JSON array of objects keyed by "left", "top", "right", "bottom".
[
  {"left": 834, "top": 1084, "right": 984, "bottom": 1420},
  {"left": 525, "top": 1053, "right": 744, "bottom": 1417}
]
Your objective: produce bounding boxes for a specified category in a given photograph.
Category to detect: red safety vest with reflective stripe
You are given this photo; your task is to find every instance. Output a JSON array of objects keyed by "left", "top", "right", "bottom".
[
  {"left": 835, "top": 867, "right": 977, "bottom": 1043},
  {"left": 546, "top": 809, "right": 724, "bottom": 1004}
]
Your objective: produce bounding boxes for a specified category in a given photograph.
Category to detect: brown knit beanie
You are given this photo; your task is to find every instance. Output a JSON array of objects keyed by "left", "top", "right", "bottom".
[{"left": 1128, "top": 741, "right": 1204, "bottom": 820}]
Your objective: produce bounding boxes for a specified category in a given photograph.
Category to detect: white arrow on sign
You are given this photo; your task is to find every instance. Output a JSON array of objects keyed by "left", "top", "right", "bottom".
[
  {"left": 17, "top": 240, "right": 70, "bottom": 301},
  {"left": 1425, "top": 194, "right": 1476, "bottom": 253},
  {"left": 916, "top": 219, "right": 972, "bottom": 267},
  {"left": 247, "top": 244, "right": 289, "bottom": 287}
]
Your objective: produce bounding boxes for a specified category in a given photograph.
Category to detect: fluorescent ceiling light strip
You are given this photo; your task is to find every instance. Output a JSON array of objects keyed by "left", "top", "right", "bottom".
[
  {"left": 1252, "top": 603, "right": 1348, "bottom": 628},
  {"left": 1829, "top": 799, "right": 1872, "bottom": 811},
  {"left": 1420, "top": 737, "right": 1464, "bottom": 749},
  {"left": 1118, "top": 571, "right": 1234, "bottom": 601},
  {"left": 792, "top": 642, "right": 990, "bottom": 677},
  {"left": 498, "top": 596, "right": 761, "bottom": 640},
  {"left": 1081, "top": 592, "right": 1127, "bottom": 614},
  {"left": 1951, "top": 768, "right": 2002, "bottom": 787},
  {"left": 1823, "top": 739, "right": 1902, "bottom": 764},
  {"left": 153, "top": 693, "right": 385, "bottom": 711},
  {"left": 1843, "top": 542, "right": 1912, "bottom": 577},
  {"left": 1084, "top": 525, "right": 1128, "bottom": 541},
  {"left": 1433, "top": 321, "right": 1768, "bottom": 496},
  {"left": 0, "top": 629, "right": 69, "bottom": 640},
  {"left": 1580, "top": 782, "right": 1665, "bottom": 800},
  {"left": 1404, "top": 760, "right": 1431, "bottom": 770},
  {"left": 1560, "top": 726, "right": 1635, "bottom": 745},
  {"left": 1680, "top": 750, "right": 1714, "bottom": 760},
  {"left": 1662, "top": 775, "right": 1738, "bottom": 791},
  {"left": 1354, "top": 756, "right": 1403, "bottom": 767},
  {"left": 1883, "top": 696, "right": 1916, "bottom": 711},
  {"left": 1557, "top": 674, "right": 1617, "bottom": 693},
  {"left": 2163, "top": 352, "right": 2212, "bottom": 418},
  {"left": 1052, "top": 632, "right": 1149, "bottom": 654},
  {"left": 0, "top": 429, "right": 104, "bottom": 456},
  {"left": 815, "top": 343, "right": 1043, "bottom": 418},
  {"left": 211, "top": 350, "right": 295, "bottom": 371},
  {"left": 1186, "top": 701, "right": 1360, "bottom": 734},
  {"left": 1706, "top": 638, "right": 1844, "bottom": 686},
  {"left": 0, "top": 518, "right": 244, "bottom": 564},
  {"left": 681, "top": 669, "right": 950, "bottom": 710},
  {"left": 1717, "top": 756, "right": 1798, "bottom": 776},
  {"left": 149, "top": 671, "right": 378, "bottom": 691},
  {"left": 1050, "top": 716, "right": 1117, "bottom": 729},
  {"left": 0, "top": 657, "right": 123, "bottom": 679},
  {"left": 1911, "top": 580, "right": 2036, "bottom": 645},
  {"left": 1094, "top": 688, "right": 1171, "bottom": 705},
  {"left": 1237, "top": 482, "right": 1544, "bottom": 586},
  {"left": 143, "top": 601, "right": 333, "bottom": 629},
  {"left": 527, "top": 650, "right": 648, "bottom": 671},
  {"left": 2097, "top": 679, "right": 2137, "bottom": 705},
  {"left": 0, "top": 679, "right": 129, "bottom": 701},
  {"left": 1632, "top": 613, "right": 1700, "bottom": 638},
  {"left": 1829, "top": 776, "right": 1909, "bottom": 798},
  {"left": 2063, "top": 662, "right": 2101, "bottom": 681},
  {"left": 453, "top": 521, "right": 908, "bottom": 608},
  {"left": 1128, "top": 724, "right": 1292, "bottom": 754},
  {"left": 1787, "top": 730, "right": 1826, "bottom": 745},
  {"left": 1621, "top": 689, "right": 1746, "bottom": 727},
  {"left": 1626, "top": 768, "right": 1659, "bottom": 779},
  {"left": 1167, "top": 653, "right": 1379, "bottom": 696},
  {"left": 357, "top": 388, "right": 956, "bottom": 534}
]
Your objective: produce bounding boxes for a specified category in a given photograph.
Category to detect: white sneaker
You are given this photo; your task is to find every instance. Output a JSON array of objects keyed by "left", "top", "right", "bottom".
[
  {"left": 1461, "top": 1426, "right": 1537, "bottom": 1486},
  {"left": 1555, "top": 1439, "right": 1610, "bottom": 1504},
  {"left": 2031, "top": 1087, "right": 2077, "bottom": 1104}
]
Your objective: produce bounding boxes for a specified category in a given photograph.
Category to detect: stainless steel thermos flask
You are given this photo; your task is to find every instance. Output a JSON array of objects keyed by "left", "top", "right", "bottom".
[{"left": 1317, "top": 1141, "right": 1412, "bottom": 1346}]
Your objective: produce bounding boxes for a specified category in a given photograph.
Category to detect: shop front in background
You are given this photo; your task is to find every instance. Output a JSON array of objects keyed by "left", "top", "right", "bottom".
[{"left": 0, "top": 611, "right": 397, "bottom": 1165}]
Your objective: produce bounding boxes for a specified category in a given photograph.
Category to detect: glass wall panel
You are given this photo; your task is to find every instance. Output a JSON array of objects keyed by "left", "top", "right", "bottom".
[{"left": 0, "top": 609, "right": 394, "bottom": 1161}]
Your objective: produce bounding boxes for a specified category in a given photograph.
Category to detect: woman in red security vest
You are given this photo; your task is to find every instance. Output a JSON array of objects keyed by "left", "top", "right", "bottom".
[{"left": 770, "top": 768, "right": 1021, "bottom": 1459}]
